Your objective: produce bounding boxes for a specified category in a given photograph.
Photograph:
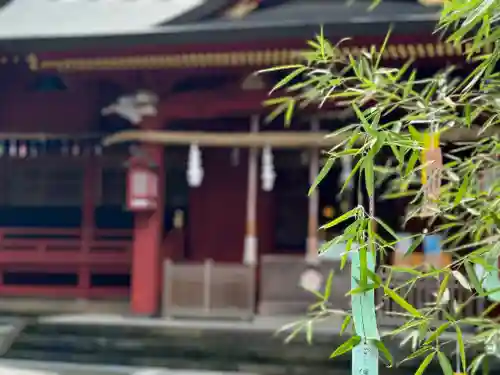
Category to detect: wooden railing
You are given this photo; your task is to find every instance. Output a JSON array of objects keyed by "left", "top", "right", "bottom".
[
  {"left": 0, "top": 227, "right": 132, "bottom": 299},
  {"left": 376, "top": 268, "right": 485, "bottom": 324},
  {"left": 0, "top": 228, "right": 131, "bottom": 265},
  {"left": 258, "top": 255, "right": 485, "bottom": 321},
  {"left": 259, "top": 255, "right": 350, "bottom": 315},
  {"left": 162, "top": 259, "right": 256, "bottom": 319}
]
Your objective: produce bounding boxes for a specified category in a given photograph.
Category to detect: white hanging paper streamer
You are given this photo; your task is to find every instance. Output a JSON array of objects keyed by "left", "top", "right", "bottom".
[
  {"left": 261, "top": 145, "right": 276, "bottom": 192},
  {"left": 9, "top": 141, "right": 17, "bottom": 158},
  {"left": 71, "top": 142, "right": 80, "bottom": 156},
  {"left": 29, "top": 142, "right": 38, "bottom": 158},
  {"left": 18, "top": 142, "right": 28, "bottom": 158},
  {"left": 187, "top": 143, "right": 204, "bottom": 187}
]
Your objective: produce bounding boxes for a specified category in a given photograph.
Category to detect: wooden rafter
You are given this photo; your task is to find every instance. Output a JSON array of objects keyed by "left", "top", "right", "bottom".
[{"left": 21, "top": 40, "right": 487, "bottom": 72}]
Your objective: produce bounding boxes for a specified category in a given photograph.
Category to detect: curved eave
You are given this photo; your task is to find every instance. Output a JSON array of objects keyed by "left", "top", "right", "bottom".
[
  {"left": 0, "top": 0, "right": 208, "bottom": 41},
  {"left": 0, "top": 13, "right": 439, "bottom": 54}
]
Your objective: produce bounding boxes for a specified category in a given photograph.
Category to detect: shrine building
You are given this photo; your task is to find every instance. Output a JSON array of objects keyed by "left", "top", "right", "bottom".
[{"left": 0, "top": 0, "right": 475, "bottom": 317}]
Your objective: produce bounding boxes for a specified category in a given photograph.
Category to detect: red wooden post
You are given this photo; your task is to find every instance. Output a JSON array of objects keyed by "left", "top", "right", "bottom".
[
  {"left": 79, "top": 156, "right": 98, "bottom": 297},
  {"left": 130, "top": 117, "right": 165, "bottom": 315}
]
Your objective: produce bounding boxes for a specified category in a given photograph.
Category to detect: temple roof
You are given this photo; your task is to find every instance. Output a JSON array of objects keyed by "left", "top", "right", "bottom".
[
  {"left": 218, "top": 0, "right": 438, "bottom": 26},
  {"left": 0, "top": 0, "right": 441, "bottom": 52},
  {"left": 193, "top": 0, "right": 439, "bottom": 40},
  {"left": 0, "top": 0, "right": 218, "bottom": 39}
]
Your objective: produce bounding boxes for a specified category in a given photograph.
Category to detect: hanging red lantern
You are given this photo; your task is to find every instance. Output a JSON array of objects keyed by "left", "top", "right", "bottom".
[{"left": 126, "top": 153, "right": 158, "bottom": 212}]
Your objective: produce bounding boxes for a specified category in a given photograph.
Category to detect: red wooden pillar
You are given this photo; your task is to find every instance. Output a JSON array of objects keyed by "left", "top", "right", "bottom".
[
  {"left": 130, "top": 117, "right": 165, "bottom": 315},
  {"left": 79, "top": 155, "right": 98, "bottom": 297}
]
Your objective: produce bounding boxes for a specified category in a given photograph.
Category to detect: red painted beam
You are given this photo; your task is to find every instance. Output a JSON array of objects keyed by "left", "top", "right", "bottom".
[
  {"left": 0, "top": 285, "right": 129, "bottom": 298},
  {"left": 0, "top": 251, "right": 131, "bottom": 266},
  {"left": 159, "top": 89, "right": 268, "bottom": 119},
  {"left": 158, "top": 88, "right": 345, "bottom": 120},
  {"left": 0, "top": 265, "right": 130, "bottom": 273}
]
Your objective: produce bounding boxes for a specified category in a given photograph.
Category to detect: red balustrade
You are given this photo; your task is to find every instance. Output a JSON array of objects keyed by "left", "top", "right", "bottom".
[{"left": 0, "top": 227, "right": 132, "bottom": 299}]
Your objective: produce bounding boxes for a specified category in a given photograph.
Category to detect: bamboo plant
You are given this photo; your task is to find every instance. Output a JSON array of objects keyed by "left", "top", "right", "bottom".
[{"left": 261, "top": 0, "right": 500, "bottom": 374}]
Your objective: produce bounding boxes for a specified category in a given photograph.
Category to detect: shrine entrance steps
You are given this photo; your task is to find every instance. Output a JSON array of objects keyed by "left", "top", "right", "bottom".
[{"left": 0, "top": 316, "right": 459, "bottom": 375}]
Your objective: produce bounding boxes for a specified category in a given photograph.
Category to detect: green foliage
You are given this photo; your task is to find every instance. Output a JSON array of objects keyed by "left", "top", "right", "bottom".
[{"left": 261, "top": 0, "right": 500, "bottom": 373}]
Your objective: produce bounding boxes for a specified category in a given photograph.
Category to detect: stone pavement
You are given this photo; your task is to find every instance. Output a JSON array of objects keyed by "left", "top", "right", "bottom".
[
  {"left": 0, "top": 312, "right": 491, "bottom": 375},
  {"left": 0, "top": 361, "right": 259, "bottom": 375}
]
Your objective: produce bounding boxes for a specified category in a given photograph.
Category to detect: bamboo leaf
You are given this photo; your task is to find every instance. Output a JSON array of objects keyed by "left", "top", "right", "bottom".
[
  {"left": 389, "top": 320, "right": 424, "bottom": 336},
  {"left": 415, "top": 352, "right": 435, "bottom": 375},
  {"left": 363, "top": 157, "right": 375, "bottom": 197},
  {"left": 341, "top": 250, "right": 350, "bottom": 270},
  {"left": 318, "top": 25, "right": 326, "bottom": 59},
  {"left": 404, "top": 345, "right": 433, "bottom": 361},
  {"left": 469, "top": 354, "right": 486, "bottom": 375},
  {"left": 405, "top": 149, "right": 420, "bottom": 178},
  {"left": 366, "top": 269, "right": 382, "bottom": 286},
  {"left": 330, "top": 335, "right": 361, "bottom": 358},
  {"left": 257, "top": 65, "right": 305, "bottom": 74},
  {"left": 264, "top": 101, "right": 289, "bottom": 124},
  {"left": 282, "top": 321, "right": 304, "bottom": 344},
  {"left": 425, "top": 322, "right": 451, "bottom": 344},
  {"left": 269, "top": 66, "right": 307, "bottom": 95},
  {"left": 284, "top": 99, "right": 296, "bottom": 127},
  {"left": 373, "top": 217, "right": 399, "bottom": 240},
  {"left": 408, "top": 125, "right": 423, "bottom": 142},
  {"left": 390, "top": 144, "right": 403, "bottom": 165},
  {"left": 372, "top": 339, "right": 393, "bottom": 367},
  {"left": 323, "top": 270, "right": 334, "bottom": 301},
  {"left": 306, "top": 320, "right": 313, "bottom": 345},
  {"left": 405, "top": 234, "right": 424, "bottom": 256},
  {"left": 386, "top": 265, "right": 422, "bottom": 276},
  {"left": 375, "top": 27, "right": 392, "bottom": 68},
  {"left": 454, "top": 172, "right": 470, "bottom": 205},
  {"left": 352, "top": 104, "right": 378, "bottom": 138},
  {"left": 321, "top": 207, "right": 359, "bottom": 229},
  {"left": 436, "top": 272, "right": 451, "bottom": 305},
  {"left": 262, "top": 96, "right": 292, "bottom": 106},
  {"left": 340, "top": 315, "right": 352, "bottom": 336},
  {"left": 309, "top": 158, "right": 334, "bottom": 195},
  {"left": 465, "top": 103, "right": 472, "bottom": 127},
  {"left": 455, "top": 324, "right": 467, "bottom": 373},
  {"left": 480, "top": 301, "right": 500, "bottom": 318},
  {"left": 452, "top": 270, "right": 471, "bottom": 291},
  {"left": 482, "top": 354, "right": 489, "bottom": 375},
  {"left": 383, "top": 286, "right": 422, "bottom": 317},
  {"left": 340, "top": 158, "right": 364, "bottom": 193},
  {"left": 347, "top": 284, "right": 377, "bottom": 295},
  {"left": 437, "top": 351, "right": 454, "bottom": 375}
]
